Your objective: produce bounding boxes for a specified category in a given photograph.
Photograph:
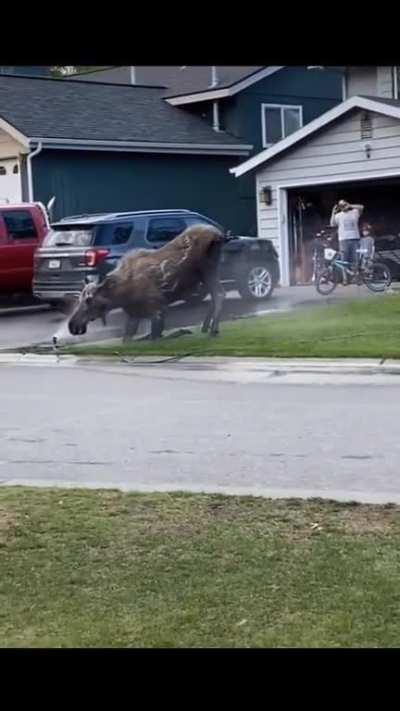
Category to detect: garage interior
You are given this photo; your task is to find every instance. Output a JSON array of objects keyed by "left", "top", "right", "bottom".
[{"left": 288, "top": 177, "right": 400, "bottom": 285}]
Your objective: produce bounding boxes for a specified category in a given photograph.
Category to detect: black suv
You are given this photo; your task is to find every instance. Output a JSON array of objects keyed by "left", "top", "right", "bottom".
[{"left": 33, "top": 210, "right": 280, "bottom": 305}]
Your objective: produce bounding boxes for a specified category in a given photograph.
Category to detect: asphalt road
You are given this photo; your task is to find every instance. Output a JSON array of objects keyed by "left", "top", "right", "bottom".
[
  {"left": 0, "top": 285, "right": 378, "bottom": 350},
  {"left": 1, "top": 360, "right": 400, "bottom": 504}
]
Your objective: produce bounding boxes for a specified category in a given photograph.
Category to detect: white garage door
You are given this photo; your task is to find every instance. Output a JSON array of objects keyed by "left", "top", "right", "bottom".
[{"left": 0, "top": 158, "right": 22, "bottom": 204}]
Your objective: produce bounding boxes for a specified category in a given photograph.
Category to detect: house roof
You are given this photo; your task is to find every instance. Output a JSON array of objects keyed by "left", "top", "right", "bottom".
[
  {"left": 69, "top": 66, "right": 289, "bottom": 105},
  {"left": 0, "top": 75, "right": 252, "bottom": 155},
  {"left": 230, "top": 95, "right": 400, "bottom": 177},
  {"left": 70, "top": 65, "right": 265, "bottom": 95},
  {"left": 165, "top": 67, "right": 286, "bottom": 104}
]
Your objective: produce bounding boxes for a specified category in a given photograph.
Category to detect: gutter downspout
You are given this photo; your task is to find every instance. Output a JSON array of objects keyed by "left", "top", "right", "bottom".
[
  {"left": 212, "top": 101, "right": 220, "bottom": 132},
  {"left": 27, "top": 141, "right": 42, "bottom": 202},
  {"left": 130, "top": 66, "right": 136, "bottom": 84},
  {"left": 342, "top": 68, "right": 347, "bottom": 101}
]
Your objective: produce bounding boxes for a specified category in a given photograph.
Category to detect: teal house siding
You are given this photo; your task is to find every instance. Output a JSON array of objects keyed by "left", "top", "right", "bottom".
[{"left": 33, "top": 150, "right": 257, "bottom": 234}]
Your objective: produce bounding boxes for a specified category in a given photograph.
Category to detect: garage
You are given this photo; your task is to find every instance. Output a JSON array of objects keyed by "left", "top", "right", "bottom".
[
  {"left": 230, "top": 95, "right": 400, "bottom": 286},
  {"left": 0, "top": 124, "right": 25, "bottom": 204},
  {"left": 0, "top": 158, "right": 21, "bottom": 204},
  {"left": 287, "top": 176, "right": 400, "bottom": 284}
]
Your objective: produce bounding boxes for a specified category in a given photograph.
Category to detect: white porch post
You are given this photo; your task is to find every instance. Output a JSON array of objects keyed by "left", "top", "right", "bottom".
[{"left": 278, "top": 187, "right": 290, "bottom": 286}]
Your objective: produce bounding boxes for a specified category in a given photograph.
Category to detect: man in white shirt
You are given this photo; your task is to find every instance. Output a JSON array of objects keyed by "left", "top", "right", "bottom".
[{"left": 330, "top": 200, "right": 364, "bottom": 281}]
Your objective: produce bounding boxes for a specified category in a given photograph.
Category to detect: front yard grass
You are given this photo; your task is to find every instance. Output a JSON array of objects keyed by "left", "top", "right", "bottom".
[
  {"left": 2, "top": 487, "right": 400, "bottom": 647},
  {"left": 61, "top": 294, "right": 400, "bottom": 359}
]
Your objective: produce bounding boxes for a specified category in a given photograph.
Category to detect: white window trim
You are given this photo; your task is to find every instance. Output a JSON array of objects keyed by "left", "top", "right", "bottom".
[{"left": 261, "top": 103, "right": 303, "bottom": 148}]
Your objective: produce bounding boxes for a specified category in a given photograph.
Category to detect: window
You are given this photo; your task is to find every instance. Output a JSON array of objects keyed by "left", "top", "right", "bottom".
[
  {"left": 0, "top": 166, "right": 6, "bottom": 175},
  {"left": 3, "top": 210, "right": 38, "bottom": 240},
  {"left": 43, "top": 228, "right": 93, "bottom": 247},
  {"left": 95, "top": 222, "right": 134, "bottom": 246},
  {"left": 146, "top": 217, "right": 186, "bottom": 243},
  {"left": 186, "top": 216, "right": 224, "bottom": 232},
  {"left": 261, "top": 104, "right": 303, "bottom": 147},
  {"left": 13, "top": 164, "right": 19, "bottom": 174}
]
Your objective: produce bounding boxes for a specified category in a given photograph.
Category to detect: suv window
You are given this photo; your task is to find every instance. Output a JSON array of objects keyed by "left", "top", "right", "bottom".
[
  {"left": 186, "top": 215, "right": 224, "bottom": 232},
  {"left": 146, "top": 217, "right": 186, "bottom": 244},
  {"left": 43, "top": 227, "right": 94, "bottom": 247},
  {"left": 95, "top": 222, "right": 135, "bottom": 246},
  {"left": 3, "top": 210, "right": 38, "bottom": 240}
]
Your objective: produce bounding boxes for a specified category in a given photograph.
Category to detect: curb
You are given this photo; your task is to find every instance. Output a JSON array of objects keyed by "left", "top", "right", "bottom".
[
  {"left": 1, "top": 478, "right": 399, "bottom": 505},
  {"left": 1, "top": 352, "right": 400, "bottom": 375}
]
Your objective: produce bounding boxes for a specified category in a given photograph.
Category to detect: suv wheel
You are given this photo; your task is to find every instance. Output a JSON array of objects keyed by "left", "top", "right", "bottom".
[{"left": 237, "top": 263, "right": 274, "bottom": 301}]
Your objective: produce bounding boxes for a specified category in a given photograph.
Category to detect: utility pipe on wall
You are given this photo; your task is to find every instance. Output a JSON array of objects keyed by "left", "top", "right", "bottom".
[{"left": 27, "top": 141, "right": 43, "bottom": 202}]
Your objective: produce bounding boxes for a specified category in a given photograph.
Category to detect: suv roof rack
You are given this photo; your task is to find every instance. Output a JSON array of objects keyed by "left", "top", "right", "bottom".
[
  {"left": 56, "top": 209, "right": 193, "bottom": 222},
  {"left": 57, "top": 212, "right": 106, "bottom": 221},
  {"left": 113, "top": 209, "right": 192, "bottom": 217}
]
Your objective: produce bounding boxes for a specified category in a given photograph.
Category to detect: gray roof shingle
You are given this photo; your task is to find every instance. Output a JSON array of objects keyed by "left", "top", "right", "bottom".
[
  {"left": 0, "top": 75, "right": 250, "bottom": 148},
  {"left": 70, "top": 66, "right": 264, "bottom": 95}
]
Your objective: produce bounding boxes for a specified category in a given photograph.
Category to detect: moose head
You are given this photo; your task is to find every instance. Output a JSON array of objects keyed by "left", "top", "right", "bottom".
[{"left": 68, "top": 279, "right": 113, "bottom": 335}]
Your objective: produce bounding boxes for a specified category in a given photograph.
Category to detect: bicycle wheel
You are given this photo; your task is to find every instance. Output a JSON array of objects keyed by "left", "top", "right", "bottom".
[
  {"left": 316, "top": 268, "right": 338, "bottom": 295},
  {"left": 362, "top": 261, "right": 392, "bottom": 293}
]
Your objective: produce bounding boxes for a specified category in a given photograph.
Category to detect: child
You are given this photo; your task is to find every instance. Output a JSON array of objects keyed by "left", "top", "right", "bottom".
[{"left": 359, "top": 223, "right": 375, "bottom": 268}]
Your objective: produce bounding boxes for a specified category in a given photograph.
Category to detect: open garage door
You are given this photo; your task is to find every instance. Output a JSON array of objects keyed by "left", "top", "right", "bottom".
[{"left": 287, "top": 177, "right": 400, "bottom": 285}]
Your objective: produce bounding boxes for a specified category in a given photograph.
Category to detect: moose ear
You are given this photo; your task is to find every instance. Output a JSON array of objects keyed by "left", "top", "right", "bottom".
[{"left": 98, "top": 274, "right": 116, "bottom": 296}]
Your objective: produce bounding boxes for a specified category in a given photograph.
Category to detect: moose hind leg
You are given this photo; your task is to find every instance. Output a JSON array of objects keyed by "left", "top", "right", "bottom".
[
  {"left": 201, "top": 302, "right": 213, "bottom": 333},
  {"left": 209, "top": 284, "right": 225, "bottom": 336},
  {"left": 201, "top": 281, "right": 225, "bottom": 335}
]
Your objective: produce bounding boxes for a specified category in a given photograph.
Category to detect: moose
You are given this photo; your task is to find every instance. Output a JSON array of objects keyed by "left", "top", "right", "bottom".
[{"left": 68, "top": 224, "right": 226, "bottom": 342}]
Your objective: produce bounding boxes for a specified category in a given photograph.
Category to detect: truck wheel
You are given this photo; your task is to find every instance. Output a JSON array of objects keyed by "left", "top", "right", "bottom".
[{"left": 237, "top": 263, "right": 274, "bottom": 301}]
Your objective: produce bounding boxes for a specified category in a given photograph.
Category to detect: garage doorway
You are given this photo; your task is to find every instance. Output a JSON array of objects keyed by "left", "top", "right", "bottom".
[
  {"left": 287, "top": 177, "right": 400, "bottom": 285},
  {"left": 0, "top": 158, "right": 21, "bottom": 204}
]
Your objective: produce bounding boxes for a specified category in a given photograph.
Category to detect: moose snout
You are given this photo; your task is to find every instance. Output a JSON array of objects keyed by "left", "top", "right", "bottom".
[{"left": 68, "top": 318, "right": 87, "bottom": 336}]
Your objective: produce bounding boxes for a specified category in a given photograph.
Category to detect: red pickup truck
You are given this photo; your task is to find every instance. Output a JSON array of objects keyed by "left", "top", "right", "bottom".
[{"left": 0, "top": 202, "right": 51, "bottom": 295}]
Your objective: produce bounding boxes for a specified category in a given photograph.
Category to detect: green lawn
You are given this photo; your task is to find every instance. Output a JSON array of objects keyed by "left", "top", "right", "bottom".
[
  {"left": 62, "top": 294, "right": 400, "bottom": 359},
  {"left": 2, "top": 487, "right": 400, "bottom": 647}
]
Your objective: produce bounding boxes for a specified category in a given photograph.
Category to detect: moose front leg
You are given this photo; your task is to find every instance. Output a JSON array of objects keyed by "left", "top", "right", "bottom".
[
  {"left": 122, "top": 312, "right": 140, "bottom": 343},
  {"left": 150, "top": 310, "right": 165, "bottom": 340}
]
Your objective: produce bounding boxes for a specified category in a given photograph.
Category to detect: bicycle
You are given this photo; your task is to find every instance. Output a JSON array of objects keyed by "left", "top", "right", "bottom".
[
  {"left": 311, "top": 229, "right": 337, "bottom": 282},
  {"left": 315, "top": 246, "right": 392, "bottom": 295}
]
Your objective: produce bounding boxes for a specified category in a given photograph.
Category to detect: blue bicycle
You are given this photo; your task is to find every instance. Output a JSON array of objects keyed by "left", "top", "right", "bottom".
[{"left": 316, "top": 247, "right": 392, "bottom": 295}]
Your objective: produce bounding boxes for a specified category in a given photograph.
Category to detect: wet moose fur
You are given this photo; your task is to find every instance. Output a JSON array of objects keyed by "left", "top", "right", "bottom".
[{"left": 68, "top": 224, "right": 226, "bottom": 341}]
